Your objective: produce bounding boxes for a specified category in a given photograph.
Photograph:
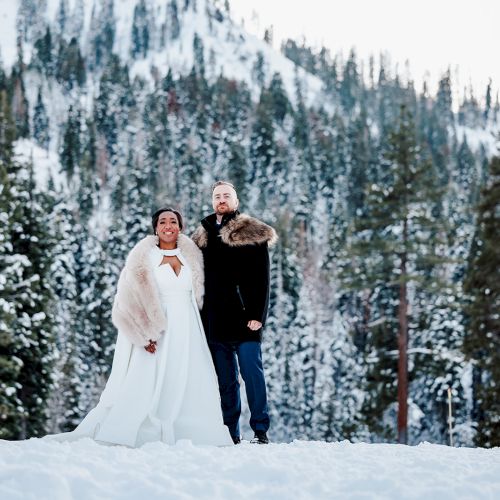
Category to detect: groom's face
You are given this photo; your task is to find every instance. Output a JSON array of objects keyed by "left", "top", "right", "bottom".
[{"left": 213, "top": 185, "right": 239, "bottom": 215}]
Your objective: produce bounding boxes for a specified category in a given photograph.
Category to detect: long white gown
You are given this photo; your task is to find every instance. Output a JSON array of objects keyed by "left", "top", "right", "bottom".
[{"left": 52, "top": 247, "right": 232, "bottom": 447}]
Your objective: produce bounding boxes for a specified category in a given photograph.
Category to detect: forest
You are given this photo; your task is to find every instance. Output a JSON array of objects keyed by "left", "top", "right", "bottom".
[{"left": 0, "top": 0, "right": 498, "bottom": 447}]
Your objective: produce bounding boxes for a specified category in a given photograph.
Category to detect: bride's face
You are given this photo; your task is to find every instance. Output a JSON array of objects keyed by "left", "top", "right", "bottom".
[{"left": 156, "top": 211, "right": 180, "bottom": 246}]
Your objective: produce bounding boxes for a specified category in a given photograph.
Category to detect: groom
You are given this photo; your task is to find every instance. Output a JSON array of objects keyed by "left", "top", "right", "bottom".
[{"left": 192, "top": 181, "right": 277, "bottom": 444}]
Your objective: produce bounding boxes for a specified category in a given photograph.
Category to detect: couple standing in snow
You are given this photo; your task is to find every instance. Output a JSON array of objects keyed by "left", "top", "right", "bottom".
[{"left": 56, "top": 181, "right": 276, "bottom": 447}]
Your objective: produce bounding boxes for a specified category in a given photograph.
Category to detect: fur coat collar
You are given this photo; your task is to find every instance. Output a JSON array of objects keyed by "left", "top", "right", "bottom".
[
  {"left": 192, "top": 212, "right": 278, "bottom": 248},
  {"left": 111, "top": 234, "right": 204, "bottom": 346}
]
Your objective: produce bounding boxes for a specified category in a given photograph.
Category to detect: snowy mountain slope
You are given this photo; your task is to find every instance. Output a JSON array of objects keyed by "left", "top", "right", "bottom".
[
  {"left": 0, "top": 1, "right": 18, "bottom": 67},
  {"left": 0, "top": 0, "right": 325, "bottom": 106},
  {"left": 0, "top": 439, "right": 499, "bottom": 499},
  {"left": 127, "top": 1, "right": 324, "bottom": 105},
  {"left": 0, "top": 0, "right": 332, "bottom": 193},
  {"left": 13, "top": 139, "right": 65, "bottom": 189},
  {"left": 455, "top": 124, "right": 499, "bottom": 155}
]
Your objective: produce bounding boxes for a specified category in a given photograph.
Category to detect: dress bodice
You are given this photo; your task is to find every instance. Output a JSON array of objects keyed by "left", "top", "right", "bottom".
[{"left": 150, "top": 247, "right": 193, "bottom": 299}]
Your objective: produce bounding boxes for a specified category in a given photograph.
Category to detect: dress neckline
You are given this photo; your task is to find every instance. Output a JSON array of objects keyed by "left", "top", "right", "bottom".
[{"left": 158, "top": 247, "right": 180, "bottom": 257}]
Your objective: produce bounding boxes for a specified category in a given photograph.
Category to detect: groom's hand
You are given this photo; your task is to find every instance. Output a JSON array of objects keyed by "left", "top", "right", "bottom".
[{"left": 247, "top": 320, "right": 262, "bottom": 331}]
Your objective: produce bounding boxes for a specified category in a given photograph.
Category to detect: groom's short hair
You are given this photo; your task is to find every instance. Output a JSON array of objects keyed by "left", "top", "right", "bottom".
[{"left": 211, "top": 180, "right": 236, "bottom": 193}]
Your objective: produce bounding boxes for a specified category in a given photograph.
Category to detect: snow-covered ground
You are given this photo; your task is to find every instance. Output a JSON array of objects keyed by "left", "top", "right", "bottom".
[{"left": 0, "top": 438, "right": 499, "bottom": 499}]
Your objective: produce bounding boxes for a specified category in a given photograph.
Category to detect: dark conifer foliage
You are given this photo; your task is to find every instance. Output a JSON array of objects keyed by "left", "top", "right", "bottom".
[
  {"left": 32, "top": 28, "right": 55, "bottom": 76},
  {"left": 33, "top": 87, "right": 50, "bottom": 150},
  {"left": 56, "top": 37, "right": 86, "bottom": 89},
  {"left": 463, "top": 154, "right": 500, "bottom": 447},
  {"left": 60, "top": 104, "right": 82, "bottom": 180},
  {"left": 343, "top": 105, "right": 453, "bottom": 443},
  {"left": 1, "top": 111, "right": 59, "bottom": 438},
  {"left": 88, "top": 0, "right": 116, "bottom": 69},
  {"left": 9, "top": 57, "right": 30, "bottom": 139},
  {"left": 0, "top": 90, "right": 22, "bottom": 439},
  {"left": 131, "top": 0, "right": 150, "bottom": 59},
  {"left": 168, "top": 0, "right": 181, "bottom": 40}
]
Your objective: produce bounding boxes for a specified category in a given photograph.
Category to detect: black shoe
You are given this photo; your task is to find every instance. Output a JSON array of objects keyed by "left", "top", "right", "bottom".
[
  {"left": 250, "top": 431, "right": 269, "bottom": 444},
  {"left": 232, "top": 435, "right": 241, "bottom": 445}
]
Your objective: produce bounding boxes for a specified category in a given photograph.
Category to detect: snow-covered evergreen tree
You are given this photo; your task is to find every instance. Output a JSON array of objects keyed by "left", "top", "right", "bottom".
[
  {"left": 463, "top": 153, "right": 500, "bottom": 448},
  {"left": 33, "top": 87, "right": 49, "bottom": 150}
]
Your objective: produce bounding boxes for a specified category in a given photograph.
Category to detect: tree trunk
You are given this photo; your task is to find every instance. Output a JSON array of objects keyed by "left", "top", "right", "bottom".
[{"left": 397, "top": 220, "right": 409, "bottom": 444}]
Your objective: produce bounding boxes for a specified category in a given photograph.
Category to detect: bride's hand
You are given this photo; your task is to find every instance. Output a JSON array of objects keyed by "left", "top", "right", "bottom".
[{"left": 144, "top": 340, "right": 157, "bottom": 354}]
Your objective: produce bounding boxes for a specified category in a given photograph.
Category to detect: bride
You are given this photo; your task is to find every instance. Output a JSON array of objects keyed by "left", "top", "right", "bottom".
[{"left": 53, "top": 208, "right": 232, "bottom": 447}]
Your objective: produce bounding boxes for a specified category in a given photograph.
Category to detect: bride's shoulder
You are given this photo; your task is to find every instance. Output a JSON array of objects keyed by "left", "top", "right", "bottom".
[
  {"left": 125, "top": 235, "right": 160, "bottom": 269},
  {"left": 177, "top": 234, "right": 202, "bottom": 259}
]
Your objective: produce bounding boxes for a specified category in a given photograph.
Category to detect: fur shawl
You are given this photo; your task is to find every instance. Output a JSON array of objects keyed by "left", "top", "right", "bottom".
[
  {"left": 111, "top": 234, "right": 205, "bottom": 346},
  {"left": 192, "top": 213, "right": 278, "bottom": 248}
]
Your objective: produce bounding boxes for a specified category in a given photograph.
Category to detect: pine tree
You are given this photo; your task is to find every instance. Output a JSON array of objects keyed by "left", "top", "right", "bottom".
[
  {"left": 344, "top": 105, "right": 447, "bottom": 443},
  {"left": 73, "top": 233, "right": 117, "bottom": 414},
  {"left": 9, "top": 55, "right": 30, "bottom": 138},
  {"left": 252, "top": 52, "right": 266, "bottom": 87},
  {"left": 56, "top": 37, "right": 86, "bottom": 89},
  {"left": 249, "top": 86, "right": 275, "bottom": 188},
  {"left": 346, "top": 110, "right": 374, "bottom": 218},
  {"left": 33, "top": 87, "right": 49, "bottom": 149},
  {"left": 209, "top": 76, "right": 251, "bottom": 205},
  {"left": 131, "top": 0, "right": 150, "bottom": 59},
  {"left": 268, "top": 72, "right": 290, "bottom": 124},
  {"left": 16, "top": 0, "right": 38, "bottom": 43},
  {"left": 6, "top": 157, "right": 58, "bottom": 438},
  {"left": 0, "top": 185, "right": 21, "bottom": 438},
  {"left": 0, "top": 89, "right": 23, "bottom": 439},
  {"left": 56, "top": 0, "right": 69, "bottom": 37},
  {"left": 340, "top": 49, "right": 361, "bottom": 113},
  {"left": 60, "top": 104, "right": 82, "bottom": 180},
  {"left": 124, "top": 150, "right": 154, "bottom": 245},
  {"left": 292, "top": 76, "right": 310, "bottom": 152},
  {"left": 263, "top": 229, "right": 301, "bottom": 442},
  {"left": 436, "top": 70, "right": 454, "bottom": 126},
  {"left": 193, "top": 33, "right": 206, "bottom": 77},
  {"left": 44, "top": 201, "right": 86, "bottom": 432},
  {"left": 88, "top": 0, "right": 116, "bottom": 69},
  {"left": 68, "top": 0, "right": 85, "bottom": 41},
  {"left": 463, "top": 154, "right": 500, "bottom": 447},
  {"left": 288, "top": 278, "right": 318, "bottom": 437},
  {"left": 32, "top": 27, "right": 54, "bottom": 76},
  {"left": 484, "top": 80, "right": 492, "bottom": 123},
  {"left": 456, "top": 136, "right": 478, "bottom": 206},
  {"left": 168, "top": 0, "right": 180, "bottom": 40},
  {"left": 93, "top": 55, "right": 132, "bottom": 159},
  {"left": 77, "top": 118, "right": 98, "bottom": 222},
  {"left": 312, "top": 313, "right": 367, "bottom": 442}
]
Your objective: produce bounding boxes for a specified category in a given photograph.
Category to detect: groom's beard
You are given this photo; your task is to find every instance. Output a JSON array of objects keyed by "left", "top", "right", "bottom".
[{"left": 215, "top": 204, "right": 233, "bottom": 215}]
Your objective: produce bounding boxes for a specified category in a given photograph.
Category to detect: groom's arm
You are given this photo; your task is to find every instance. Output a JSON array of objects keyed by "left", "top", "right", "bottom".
[{"left": 238, "top": 243, "right": 270, "bottom": 329}]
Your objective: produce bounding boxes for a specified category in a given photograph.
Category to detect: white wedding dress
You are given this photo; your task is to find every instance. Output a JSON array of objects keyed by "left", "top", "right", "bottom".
[{"left": 51, "top": 247, "right": 232, "bottom": 447}]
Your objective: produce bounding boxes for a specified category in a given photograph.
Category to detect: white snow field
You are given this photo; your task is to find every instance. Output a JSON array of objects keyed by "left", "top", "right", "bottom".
[{"left": 0, "top": 438, "right": 499, "bottom": 499}]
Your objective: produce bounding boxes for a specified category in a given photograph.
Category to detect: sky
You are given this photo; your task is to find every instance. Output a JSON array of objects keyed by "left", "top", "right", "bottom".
[{"left": 229, "top": 0, "right": 499, "bottom": 101}]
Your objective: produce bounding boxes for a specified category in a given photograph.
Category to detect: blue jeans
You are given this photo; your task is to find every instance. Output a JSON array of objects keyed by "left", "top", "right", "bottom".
[{"left": 209, "top": 341, "right": 270, "bottom": 438}]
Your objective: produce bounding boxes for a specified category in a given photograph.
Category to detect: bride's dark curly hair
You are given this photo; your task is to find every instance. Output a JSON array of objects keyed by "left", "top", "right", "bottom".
[{"left": 151, "top": 207, "right": 184, "bottom": 232}]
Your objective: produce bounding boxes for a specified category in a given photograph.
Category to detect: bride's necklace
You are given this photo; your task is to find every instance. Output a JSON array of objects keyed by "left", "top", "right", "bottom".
[{"left": 159, "top": 247, "right": 180, "bottom": 257}]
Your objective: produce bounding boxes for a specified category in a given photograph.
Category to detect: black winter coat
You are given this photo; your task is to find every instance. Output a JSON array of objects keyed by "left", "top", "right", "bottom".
[{"left": 192, "top": 211, "right": 277, "bottom": 343}]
